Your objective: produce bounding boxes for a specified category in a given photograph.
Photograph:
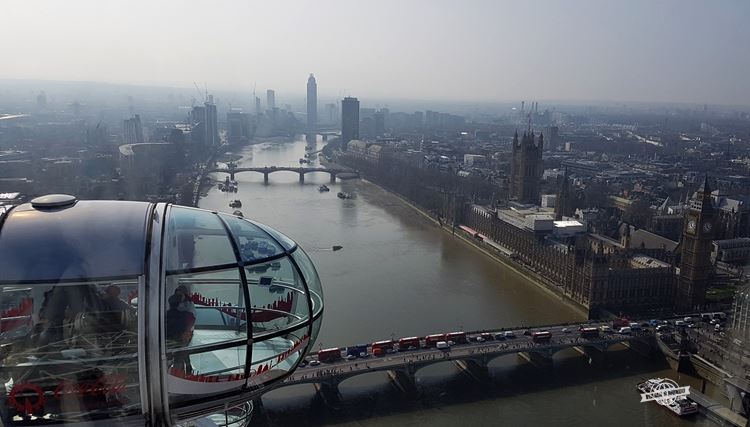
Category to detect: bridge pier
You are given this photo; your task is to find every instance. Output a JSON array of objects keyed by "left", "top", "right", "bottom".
[
  {"left": 230, "top": 172, "right": 235, "bottom": 181},
  {"left": 299, "top": 172, "right": 305, "bottom": 184},
  {"left": 314, "top": 381, "right": 342, "bottom": 408},
  {"left": 621, "top": 337, "right": 656, "bottom": 358},
  {"left": 330, "top": 173, "right": 336, "bottom": 183},
  {"left": 455, "top": 359, "right": 491, "bottom": 383},
  {"left": 573, "top": 345, "right": 607, "bottom": 364},
  {"left": 388, "top": 369, "right": 419, "bottom": 397},
  {"left": 519, "top": 350, "right": 554, "bottom": 369},
  {"left": 263, "top": 173, "right": 269, "bottom": 185}
]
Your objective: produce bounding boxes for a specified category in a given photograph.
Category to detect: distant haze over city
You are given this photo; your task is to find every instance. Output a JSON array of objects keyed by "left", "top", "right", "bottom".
[{"left": 1, "top": 0, "right": 749, "bottom": 106}]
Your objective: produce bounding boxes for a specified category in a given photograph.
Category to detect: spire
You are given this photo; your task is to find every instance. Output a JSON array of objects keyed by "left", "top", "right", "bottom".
[
  {"left": 698, "top": 174, "right": 711, "bottom": 195},
  {"left": 538, "top": 132, "right": 544, "bottom": 149}
]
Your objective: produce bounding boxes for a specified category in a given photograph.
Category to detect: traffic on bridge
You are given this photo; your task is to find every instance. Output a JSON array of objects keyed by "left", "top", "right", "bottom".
[{"left": 282, "top": 319, "right": 657, "bottom": 387}]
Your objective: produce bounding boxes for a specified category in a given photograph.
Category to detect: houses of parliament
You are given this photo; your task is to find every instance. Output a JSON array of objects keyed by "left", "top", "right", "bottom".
[{"left": 463, "top": 130, "right": 715, "bottom": 317}]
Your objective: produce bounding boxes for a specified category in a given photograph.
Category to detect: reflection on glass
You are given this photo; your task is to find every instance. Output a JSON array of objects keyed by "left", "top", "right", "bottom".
[
  {"left": 0, "top": 280, "right": 140, "bottom": 423},
  {"left": 250, "top": 220, "right": 297, "bottom": 251},
  {"left": 220, "top": 214, "right": 285, "bottom": 262},
  {"left": 165, "top": 207, "right": 236, "bottom": 271},
  {"left": 291, "top": 247, "right": 324, "bottom": 316},
  {"left": 250, "top": 325, "right": 309, "bottom": 386},
  {"left": 165, "top": 268, "right": 248, "bottom": 399},
  {"left": 245, "top": 257, "right": 309, "bottom": 337}
]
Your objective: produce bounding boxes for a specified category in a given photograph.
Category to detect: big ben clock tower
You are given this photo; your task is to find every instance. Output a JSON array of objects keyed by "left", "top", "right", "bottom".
[{"left": 677, "top": 176, "right": 715, "bottom": 312}]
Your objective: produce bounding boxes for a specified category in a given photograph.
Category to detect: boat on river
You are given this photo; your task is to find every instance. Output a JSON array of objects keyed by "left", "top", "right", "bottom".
[
  {"left": 636, "top": 378, "right": 697, "bottom": 416},
  {"left": 337, "top": 192, "right": 352, "bottom": 199},
  {"left": 229, "top": 200, "right": 242, "bottom": 208},
  {"left": 318, "top": 185, "right": 330, "bottom": 192}
]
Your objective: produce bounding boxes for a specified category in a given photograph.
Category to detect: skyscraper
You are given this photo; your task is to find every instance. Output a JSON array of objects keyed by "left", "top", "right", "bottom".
[
  {"left": 307, "top": 74, "right": 317, "bottom": 131},
  {"left": 189, "top": 95, "right": 219, "bottom": 147},
  {"left": 510, "top": 130, "right": 543, "bottom": 204},
  {"left": 266, "top": 90, "right": 276, "bottom": 111},
  {"left": 543, "top": 125, "right": 559, "bottom": 150},
  {"left": 204, "top": 95, "right": 219, "bottom": 147},
  {"left": 123, "top": 114, "right": 144, "bottom": 144},
  {"left": 374, "top": 110, "right": 385, "bottom": 136},
  {"left": 677, "top": 177, "right": 715, "bottom": 311},
  {"left": 227, "top": 112, "right": 253, "bottom": 145},
  {"left": 255, "top": 96, "right": 261, "bottom": 115},
  {"left": 341, "top": 97, "right": 360, "bottom": 144}
]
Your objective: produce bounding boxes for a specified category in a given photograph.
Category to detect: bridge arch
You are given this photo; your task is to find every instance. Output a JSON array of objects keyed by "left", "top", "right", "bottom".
[{"left": 209, "top": 166, "right": 355, "bottom": 184}]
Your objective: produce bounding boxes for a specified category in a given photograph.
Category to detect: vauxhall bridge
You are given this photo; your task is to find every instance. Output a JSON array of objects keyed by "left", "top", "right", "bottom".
[{"left": 208, "top": 162, "right": 359, "bottom": 184}]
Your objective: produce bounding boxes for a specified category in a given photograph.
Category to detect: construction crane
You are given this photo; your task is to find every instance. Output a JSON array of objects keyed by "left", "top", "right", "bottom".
[{"left": 193, "top": 81, "right": 207, "bottom": 103}]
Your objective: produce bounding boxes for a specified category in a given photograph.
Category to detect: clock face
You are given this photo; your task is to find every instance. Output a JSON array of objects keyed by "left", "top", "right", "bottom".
[
  {"left": 687, "top": 220, "right": 697, "bottom": 233},
  {"left": 703, "top": 222, "right": 712, "bottom": 233}
]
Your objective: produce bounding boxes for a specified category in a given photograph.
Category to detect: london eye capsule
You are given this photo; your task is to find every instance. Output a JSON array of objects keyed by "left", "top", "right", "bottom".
[{"left": 0, "top": 195, "right": 323, "bottom": 425}]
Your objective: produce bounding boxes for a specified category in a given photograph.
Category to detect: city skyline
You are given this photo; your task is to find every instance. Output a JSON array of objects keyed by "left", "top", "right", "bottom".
[{"left": 1, "top": 1, "right": 749, "bottom": 106}]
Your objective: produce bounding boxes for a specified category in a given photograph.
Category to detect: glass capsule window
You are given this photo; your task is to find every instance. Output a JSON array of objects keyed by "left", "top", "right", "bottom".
[
  {"left": 0, "top": 279, "right": 142, "bottom": 423},
  {"left": 0, "top": 201, "right": 323, "bottom": 425},
  {"left": 163, "top": 207, "right": 321, "bottom": 414}
]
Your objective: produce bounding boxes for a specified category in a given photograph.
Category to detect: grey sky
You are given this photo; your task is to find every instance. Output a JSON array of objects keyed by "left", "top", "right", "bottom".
[{"left": 2, "top": 0, "right": 748, "bottom": 105}]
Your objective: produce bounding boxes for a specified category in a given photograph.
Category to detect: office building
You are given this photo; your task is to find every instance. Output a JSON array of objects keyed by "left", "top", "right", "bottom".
[
  {"left": 227, "top": 112, "right": 253, "bottom": 145},
  {"left": 341, "top": 97, "right": 360, "bottom": 144},
  {"left": 266, "top": 90, "right": 276, "bottom": 110},
  {"left": 123, "top": 114, "right": 144, "bottom": 144},
  {"left": 307, "top": 74, "right": 317, "bottom": 131}
]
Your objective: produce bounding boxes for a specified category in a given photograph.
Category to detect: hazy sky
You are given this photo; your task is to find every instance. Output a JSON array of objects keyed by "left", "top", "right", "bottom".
[{"left": 2, "top": 0, "right": 749, "bottom": 105}]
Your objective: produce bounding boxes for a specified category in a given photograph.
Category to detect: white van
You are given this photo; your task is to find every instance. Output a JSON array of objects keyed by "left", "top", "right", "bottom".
[
  {"left": 629, "top": 322, "right": 642, "bottom": 330},
  {"left": 436, "top": 341, "right": 450, "bottom": 350},
  {"left": 504, "top": 331, "right": 516, "bottom": 339},
  {"left": 618, "top": 326, "right": 632, "bottom": 334}
]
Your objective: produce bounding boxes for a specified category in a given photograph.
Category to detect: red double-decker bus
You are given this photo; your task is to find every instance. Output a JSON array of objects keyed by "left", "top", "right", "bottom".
[
  {"left": 371, "top": 340, "right": 394, "bottom": 356},
  {"left": 317, "top": 347, "right": 342, "bottom": 363},
  {"left": 579, "top": 327, "right": 599, "bottom": 338},
  {"left": 531, "top": 331, "right": 552, "bottom": 342},
  {"left": 398, "top": 337, "right": 420, "bottom": 351},
  {"left": 424, "top": 333, "right": 447, "bottom": 348},
  {"left": 446, "top": 332, "right": 467, "bottom": 344}
]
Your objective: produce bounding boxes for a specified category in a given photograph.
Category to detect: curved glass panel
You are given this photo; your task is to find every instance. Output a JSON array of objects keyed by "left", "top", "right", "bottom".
[
  {"left": 165, "top": 207, "right": 237, "bottom": 271},
  {"left": 245, "top": 257, "right": 310, "bottom": 338},
  {"left": 166, "top": 268, "right": 248, "bottom": 403},
  {"left": 0, "top": 278, "right": 140, "bottom": 423},
  {"left": 0, "top": 201, "right": 149, "bottom": 282},
  {"left": 291, "top": 247, "right": 324, "bottom": 317},
  {"left": 250, "top": 324, "right": 309, "bottom": 387},
  {"left": 220, "top": 214, "right": 285, "bottom": 263},
  {"left": 249, "top": 220, "right": 297, "bottom": 251}
]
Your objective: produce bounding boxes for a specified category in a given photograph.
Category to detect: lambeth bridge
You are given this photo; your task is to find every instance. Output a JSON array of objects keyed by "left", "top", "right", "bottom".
[
  {"left": 208, "top": 164, "right": 359, "bottom": 184},
  {"left": 262, "top": 321, "right": 658, "bottom": 407}
]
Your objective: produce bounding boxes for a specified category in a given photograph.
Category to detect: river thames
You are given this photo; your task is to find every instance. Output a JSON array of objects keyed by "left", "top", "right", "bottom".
[{"left": 199, "top": 135, "right": 714, "bottom": 426}]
